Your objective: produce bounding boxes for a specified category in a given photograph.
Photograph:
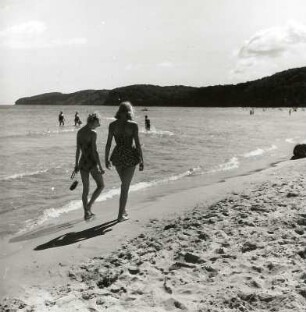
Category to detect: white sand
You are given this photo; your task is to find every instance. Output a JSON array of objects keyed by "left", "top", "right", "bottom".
[{"left": 1, "top": 159, "right": 306, "bottom": 311}]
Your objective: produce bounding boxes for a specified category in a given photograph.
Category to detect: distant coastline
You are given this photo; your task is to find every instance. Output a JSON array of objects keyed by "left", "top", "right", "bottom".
[{"left": 15, "top": 66, "right": 306, "bottom": 107}]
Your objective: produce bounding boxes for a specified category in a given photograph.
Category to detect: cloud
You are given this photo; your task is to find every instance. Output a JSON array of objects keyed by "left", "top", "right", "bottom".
[
  {"left": 124, "top": 62, "right": 149, "bottom": 71},
  {"left": 125, "top": 61, "right": 175, "bottom": 71},
  {"left": 0, "top": 0, "right": 18, "bottom": 11},
  {"left": 0, "top": 21, "right": 46, "bottom": 37},
  {"left": 230, "top": 21, "right": 306, "bottom": 82},
  {"left": 0, "top": 21, "right": 87, "bottom": 49},
  {"left": 49, "top": 38, "right": 87, "bottom": 47},
  {"left": 157, "top": 61, "right": 174, "bottom": 68}
]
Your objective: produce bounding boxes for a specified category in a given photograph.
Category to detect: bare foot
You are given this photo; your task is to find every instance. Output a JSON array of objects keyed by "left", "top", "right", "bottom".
[
  {"left": 84, "top": 211, "right": 95, "bottom": 221},
  {"left": 118, "top": 215, "right": 129, "bottom": 222}
]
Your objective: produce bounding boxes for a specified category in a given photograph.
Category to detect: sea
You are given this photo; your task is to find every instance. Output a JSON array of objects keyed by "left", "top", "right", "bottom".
[{"left": 0, "top": 105, "right": 305, "bottom": 239}]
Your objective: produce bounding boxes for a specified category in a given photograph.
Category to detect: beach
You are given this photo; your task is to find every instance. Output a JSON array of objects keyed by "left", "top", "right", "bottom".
[
  {"left": 1, "top": 158, "right": 305, "bottom": 311},
  {"left": 3, "top": 1, "right": 306, "bottom": 311}
]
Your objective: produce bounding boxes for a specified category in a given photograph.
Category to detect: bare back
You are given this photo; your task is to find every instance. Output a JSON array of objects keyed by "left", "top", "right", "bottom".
[{"left": 77, "top": 126, "right": 98, "bottom": 171}]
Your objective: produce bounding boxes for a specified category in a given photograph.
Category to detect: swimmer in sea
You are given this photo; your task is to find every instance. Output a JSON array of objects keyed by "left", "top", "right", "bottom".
[
  {"left": 145, "top": 115, "right": 151, "bottom": 131},
  {"left": 58, "top": 111, "right": 65, "bottom": 126},
  {"left": 74, "top": 112, "right": 82, "bottom": 126}
]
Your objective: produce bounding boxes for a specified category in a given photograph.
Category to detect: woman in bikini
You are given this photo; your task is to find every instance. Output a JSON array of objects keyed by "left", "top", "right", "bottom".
[
  {"left": 74, "top": 113, "right": 105, "bottom": 220},
  {"left": 105, "top": 102, "right": 144, "bottom": 222}
]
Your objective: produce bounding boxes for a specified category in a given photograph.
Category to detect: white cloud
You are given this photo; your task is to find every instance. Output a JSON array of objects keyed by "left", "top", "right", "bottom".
[
  {"left": 0, "top": 21, "right": 87, "bottom": 49},
  {"left": 125, "top": 61, "right": 175, "bottom": 72},
  {"left": 48, "top": 38, "right": 87, "bottom": 47},
  {"left": 125, "top": 64, "right": 134, "bottom": 71},
  {"left": 124, "top": 63, "right": 147, "bottom": 71},
  {"left": 230, "top": 21, "right": 306, "bottom": 82},
  {"left": 157, "top": 61, "right": 174, "bottom": 68},
  {"left": 0, "top": 21, "right": 46, "bottom": 37},
  {"left": 0, "top": 37, "right": 87, "bottom": 49}
]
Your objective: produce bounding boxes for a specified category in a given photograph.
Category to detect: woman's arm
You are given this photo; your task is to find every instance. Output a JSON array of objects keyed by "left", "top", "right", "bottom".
[
  {"left": 91, "top": 131, "right": 104, "bottom": 173},
  {"left": 74, "top": 133, "right": 81, "bottom": 172},
  {"left": 134, "top": 123, "right": 144, "bottom": 171},
  {"left": 105, "top": 123, "right": 113, "bottom": 169}
]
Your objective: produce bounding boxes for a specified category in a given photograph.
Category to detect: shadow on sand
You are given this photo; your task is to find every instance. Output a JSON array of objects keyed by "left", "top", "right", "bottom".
[{"left": 34, "top": 219, "right": 118, "bottom": 250}]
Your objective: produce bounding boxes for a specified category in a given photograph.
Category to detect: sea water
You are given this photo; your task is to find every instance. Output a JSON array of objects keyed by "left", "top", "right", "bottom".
[{"left": 0, "top": 105, "right": 305, "bottom": 238}]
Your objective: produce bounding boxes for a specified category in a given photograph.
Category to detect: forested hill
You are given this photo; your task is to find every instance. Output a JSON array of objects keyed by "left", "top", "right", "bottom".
[{"left": 15, "top": 67, "right": 306, "bottom": 107}]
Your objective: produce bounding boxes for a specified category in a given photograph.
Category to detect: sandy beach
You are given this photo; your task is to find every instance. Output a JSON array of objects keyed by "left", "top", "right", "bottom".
[
  {"left": 3, "top": 1, "right": 306, "bottom": 311},
  {"left": 1, "top": 158, "right": 306, "bottom": 311}
]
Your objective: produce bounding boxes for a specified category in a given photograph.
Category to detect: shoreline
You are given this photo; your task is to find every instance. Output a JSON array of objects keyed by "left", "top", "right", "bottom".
[
  {"left": 1, "top": 158, "right": 306, "bottom": 310},
  {"left": 0, "top": 153, "right": 289, "bottom": 242}
]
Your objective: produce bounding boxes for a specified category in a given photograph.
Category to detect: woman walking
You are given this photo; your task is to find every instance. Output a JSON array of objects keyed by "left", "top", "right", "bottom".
[
  {"left": 75, "top": 113, "right": 105, "bottom": 220},
  {"left": 105, "top": 102, "right": 144, "bottom": 222}
]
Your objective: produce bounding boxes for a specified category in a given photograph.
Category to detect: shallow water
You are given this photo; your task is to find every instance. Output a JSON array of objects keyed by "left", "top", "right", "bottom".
[{"left": 0, "top": 105, "right": 304, "bottom": 237}]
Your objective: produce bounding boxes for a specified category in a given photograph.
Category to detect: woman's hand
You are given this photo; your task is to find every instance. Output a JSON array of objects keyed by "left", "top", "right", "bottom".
[
  {"left": 105, "top": 160, "right": 111, "bottom": 170},
  {"left": 99, "top": 166, "right": 105, "bottom": 175},
  {"left": 139, "top": 162, "right": 144, "bottom": 171}
]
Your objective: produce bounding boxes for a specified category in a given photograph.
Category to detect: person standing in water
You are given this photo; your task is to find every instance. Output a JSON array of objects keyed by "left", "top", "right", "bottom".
[
  {"left": 58, "top": 111, "right": 65, "bottom": 126},
  {"left": 74, "top": 113, "right": 105, "bottom": 220},
  {"left": 145, "top": 115, "right": 151, "bottom": 131},
  {"left": 74, "top": 112, "right": 82, "bottom": 126},
  {"left": 105, "top": 102, "right": 144, "bottom": 222}
]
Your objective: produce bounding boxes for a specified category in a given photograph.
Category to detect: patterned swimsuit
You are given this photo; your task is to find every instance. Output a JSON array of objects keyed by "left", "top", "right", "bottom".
[{"left": 110, "top": 134, "right": 140, "bottom": 168}]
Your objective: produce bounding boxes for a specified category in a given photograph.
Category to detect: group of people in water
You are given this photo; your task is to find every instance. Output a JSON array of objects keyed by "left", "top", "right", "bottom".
[
  {"left": 59, "top": 110, "right": 151, "bottom": 131},
  {"left": 58, "top": 111, "right": 82, "bottom": 127},
  {"left": 73, "top": 102, "right": 144, "bottom": 222}
]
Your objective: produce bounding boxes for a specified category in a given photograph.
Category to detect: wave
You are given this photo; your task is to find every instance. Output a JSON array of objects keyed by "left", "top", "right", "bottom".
[
  {"left": 140, "top": 127, "right": 174, "bottom": 136},
  {"left": 27, "top": 128, "right": 77, "bottom": 136},
  {"left": 242, "top": 145, "right": 278, "bottom": 158},
  {"left": 1, "top": 169, "right": 49, "bottom": 181},
  {"left": 0, "top": 164, "right": 67, "bottom": 181},
  {"left": 16, "top": 167, "right": 203, "bottom": 233},
  {"left": 267, "top": 144, "right": 278, "bottom": 151},
  {"left": 210, "top": 144, "right": 278, "bottom": 173},
  {"left": 0, "top": 127, "right": 77, "bottom": 140},
  {"left": 212, "top": 157, "right": 240, "bottom": 172},
  {"left": 285, "top": 138, "right": 295, "bottom": 144},
  {"left": 18, "top": 200, "right": 84, "bottom": 234},
  {"left": 243, "top": 148, "right": 265, "bottom": 158}
]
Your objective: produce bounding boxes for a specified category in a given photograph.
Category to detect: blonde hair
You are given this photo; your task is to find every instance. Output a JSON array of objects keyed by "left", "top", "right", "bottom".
[{"left": 114, "top": 101, "right": 134, "bottom": 120}]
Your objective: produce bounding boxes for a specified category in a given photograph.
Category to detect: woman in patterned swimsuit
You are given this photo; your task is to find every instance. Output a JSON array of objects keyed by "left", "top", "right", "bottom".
[
  {"left": 105, "top": 102, "right": 144, "bottom": 222},
  {"left": 74, "top": 113, "right": 105, "bottom": 220}
]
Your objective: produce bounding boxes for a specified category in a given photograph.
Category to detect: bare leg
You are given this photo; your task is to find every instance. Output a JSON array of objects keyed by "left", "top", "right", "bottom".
[
  {"left": 87, "top": 167, "right": 104, "bottom": 214},
  {"left": 80, "top": 170, "right": 90, "bottom": 218},
  {"left": 116, "top": 166, "right": 136, "bottom": 221}
]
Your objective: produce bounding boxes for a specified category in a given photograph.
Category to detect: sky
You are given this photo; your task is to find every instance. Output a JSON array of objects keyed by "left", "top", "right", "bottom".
[{"left": 1, "top": 0, "right": 306, "bottom": 104}]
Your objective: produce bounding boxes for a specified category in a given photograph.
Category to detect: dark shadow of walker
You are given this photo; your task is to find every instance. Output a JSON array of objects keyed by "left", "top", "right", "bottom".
[{"left": 34, "top": 219, "right": 118, "bottom": 250}]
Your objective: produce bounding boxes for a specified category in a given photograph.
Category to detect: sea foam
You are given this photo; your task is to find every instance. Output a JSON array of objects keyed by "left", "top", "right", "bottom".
[
  {"left": 243, "top": 145, "right": 278, "bottom": 158},
  {"left": 140, "top": 127, "right": 174, "bottom": 136},
  {"left": 243, "top": 148, "right": 265, "bottom": 158},
  {"left": 285, "top": 138, "right": 295, "bottom": 144},
  {"left": 214, "top": 157, "right": 240, "bottom": 172},
  {"left": 2, "top": 169, "right": 49, "bottom": 181}
]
